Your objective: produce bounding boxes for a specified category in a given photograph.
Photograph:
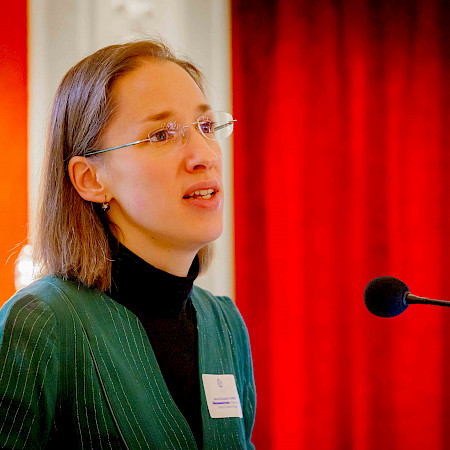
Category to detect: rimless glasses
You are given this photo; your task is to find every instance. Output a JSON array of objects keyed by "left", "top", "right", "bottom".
[{"left": 85, "top": 111, "right": 236, "bottom": 157}]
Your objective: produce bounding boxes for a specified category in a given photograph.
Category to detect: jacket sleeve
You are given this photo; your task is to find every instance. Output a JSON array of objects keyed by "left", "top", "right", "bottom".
[
  {"left": 240, "top": 312, "right": 256, "bottom": 450},
  {"left": 0, "top": 294, "right": 60, "bottom": 449}
]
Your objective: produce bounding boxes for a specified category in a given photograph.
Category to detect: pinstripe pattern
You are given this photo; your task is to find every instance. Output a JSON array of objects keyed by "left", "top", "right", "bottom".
[
  {"left": 0, "top": 277, "right": 255, "bottom": 449},
  {"left": 193, "top": 291, "right": 256, "bottom": 450}
]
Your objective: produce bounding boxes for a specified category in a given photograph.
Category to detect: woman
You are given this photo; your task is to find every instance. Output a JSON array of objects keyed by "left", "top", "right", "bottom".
[{"left": 0, "top": 40, "right": 255, "bottom": 449}]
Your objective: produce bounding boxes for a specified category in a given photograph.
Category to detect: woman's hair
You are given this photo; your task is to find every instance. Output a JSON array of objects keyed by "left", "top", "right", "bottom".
[{"left": 33, "top": 39, "right": 214, "bottom": 291}]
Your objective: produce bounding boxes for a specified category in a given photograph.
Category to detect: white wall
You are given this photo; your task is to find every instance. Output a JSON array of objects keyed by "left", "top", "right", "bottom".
[{"left": 28, "top": 0, "right": 234, "bottom": 297}]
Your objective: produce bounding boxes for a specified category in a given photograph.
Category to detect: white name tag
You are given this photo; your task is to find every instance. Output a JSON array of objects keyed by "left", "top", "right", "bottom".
[{"left": 202, "top": 374, "right": 243, "bottom": 419}]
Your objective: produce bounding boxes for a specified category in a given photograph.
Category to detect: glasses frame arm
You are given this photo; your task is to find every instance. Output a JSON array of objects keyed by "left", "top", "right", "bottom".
[
  {"left": 84, "top": 137, "right": 150, "bottom": 157},
  {"left": 214, "top": 120, "right": 237, "bottom": 132}
]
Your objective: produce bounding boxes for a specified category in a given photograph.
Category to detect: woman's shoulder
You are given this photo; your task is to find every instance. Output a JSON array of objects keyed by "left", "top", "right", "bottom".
[
  {"left": 0, "top": 276, "right": 131, "bottom": 354},
  {"left": 0, "top": 276, "right": 63, "bottom": 319},
  {"left": 0, "top": 276, "right": 100, "bottom": 340},
  {"left": 0, "top": 276, "right": 63, "bottom": 349},
  {"left": 1, "top": 276, "right": 97, "bottom": 312},
  {"left": 191, "top": 284, "right": 237, "bottom": 313},
  {"left": 191, "top": 285, "right": 250, "bottom": 339}
]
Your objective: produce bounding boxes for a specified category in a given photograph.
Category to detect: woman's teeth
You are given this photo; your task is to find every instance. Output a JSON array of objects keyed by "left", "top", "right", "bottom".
[{"left": 186, "top": 188, "right": 215, "bottom": 199}]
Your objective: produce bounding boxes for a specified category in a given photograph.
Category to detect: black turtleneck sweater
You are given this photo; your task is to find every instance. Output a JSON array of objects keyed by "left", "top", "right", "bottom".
[{"left": 108, "top": 245, "right": 202, "bottom": 448}]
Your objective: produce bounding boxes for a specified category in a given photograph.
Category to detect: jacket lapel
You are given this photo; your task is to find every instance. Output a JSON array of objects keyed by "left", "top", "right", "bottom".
[
  {"left": 192, "top": 287, "right": 248, "bottom": 449},
  {"left": 52, "top": 278, "right": 197, "bottom": 449}
]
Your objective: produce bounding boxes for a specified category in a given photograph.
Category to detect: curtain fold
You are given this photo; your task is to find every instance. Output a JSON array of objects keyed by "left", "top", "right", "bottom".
[
  {"left": 0, "top": 1, "right": 27, "bottom": 302},
  {"left": 232, "top": 1, "right": 450, "bottom": 448}
]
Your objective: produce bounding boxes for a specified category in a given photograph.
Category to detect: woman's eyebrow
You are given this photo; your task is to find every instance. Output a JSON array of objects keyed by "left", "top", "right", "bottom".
[
  {"left": 141, "top": 111, "right": 172, "bottom": 123},
  {"left": 198, "top": 103, "right": 212, "bottom": 114},
  {"left": 140, "top": 104, "right": 212, "bottom": 123}
]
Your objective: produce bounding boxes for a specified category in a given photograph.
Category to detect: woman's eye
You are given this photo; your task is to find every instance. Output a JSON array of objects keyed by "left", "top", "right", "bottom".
[
  {"left": 148, "top": 128, "right": 176, "bottom": 143},
  {"left": 199, "top": 120, "right": 215, "bottom": 135}
]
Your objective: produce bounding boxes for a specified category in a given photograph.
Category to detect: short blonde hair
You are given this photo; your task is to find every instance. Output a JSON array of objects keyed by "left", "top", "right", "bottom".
[{"left": 33, "top": 40, "right": 214, "bottom": 291}]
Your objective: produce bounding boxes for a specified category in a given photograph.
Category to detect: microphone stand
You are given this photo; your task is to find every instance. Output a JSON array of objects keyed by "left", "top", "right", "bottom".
[{"left": 406, "top": 294, "right": 450, "bottom": 307}]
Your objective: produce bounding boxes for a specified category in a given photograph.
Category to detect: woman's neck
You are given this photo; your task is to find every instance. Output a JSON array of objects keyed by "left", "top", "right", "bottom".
[
  {"left": 109, "top": 244, "right": 199, "bottom": 316},
  {"left": 118, "top": 237, "right": 198, "bottom": 277}
]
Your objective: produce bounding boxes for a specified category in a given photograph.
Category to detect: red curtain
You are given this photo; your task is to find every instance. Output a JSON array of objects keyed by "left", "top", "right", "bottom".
[
  {"left": 232, "top": 1, "right": 450, "bottom": 448},
  {"left": 0, "top": 1, "right": 28, "bottom": 303}
]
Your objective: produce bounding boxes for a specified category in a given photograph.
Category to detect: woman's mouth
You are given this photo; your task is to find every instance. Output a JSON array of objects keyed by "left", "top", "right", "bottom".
[{"left": 183, "top": 188, "right": 216, "bottom": 200}]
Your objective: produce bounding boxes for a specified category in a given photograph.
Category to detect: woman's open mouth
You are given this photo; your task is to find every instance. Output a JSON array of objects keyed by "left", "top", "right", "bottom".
[{"left": 183, "top": 188, "right": 217, "bottom": 200}]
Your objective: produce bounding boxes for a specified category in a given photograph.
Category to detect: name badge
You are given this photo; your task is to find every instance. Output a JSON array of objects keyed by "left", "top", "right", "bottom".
[{"left": 202, "top": 374, "right": 243, "bottom": 419}]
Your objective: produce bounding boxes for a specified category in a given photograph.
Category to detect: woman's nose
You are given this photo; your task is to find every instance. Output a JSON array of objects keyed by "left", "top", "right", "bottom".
[{"left": 184, "top": 128, "right": 221, "bottom": 172}]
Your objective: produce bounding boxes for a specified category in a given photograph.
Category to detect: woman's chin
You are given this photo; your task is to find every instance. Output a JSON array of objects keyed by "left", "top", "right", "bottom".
[{"left": 189, "top": 223, "right": 223, "bottom": 249}]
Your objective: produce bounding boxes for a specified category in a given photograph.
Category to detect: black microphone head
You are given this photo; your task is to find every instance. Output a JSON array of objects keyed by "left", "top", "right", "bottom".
[{"left": 364, "top": 276, "right": 410, "bottom": 318}]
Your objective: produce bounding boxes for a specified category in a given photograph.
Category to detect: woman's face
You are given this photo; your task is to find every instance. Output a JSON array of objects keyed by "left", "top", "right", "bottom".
[{"left": 99, "top": 60, "right": 224, "bottom": 269}]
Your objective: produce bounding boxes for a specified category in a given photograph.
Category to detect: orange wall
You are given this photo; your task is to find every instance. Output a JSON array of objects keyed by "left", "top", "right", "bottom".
[{"left": 0, "top": 2, "right": 28, "bottom": 303}]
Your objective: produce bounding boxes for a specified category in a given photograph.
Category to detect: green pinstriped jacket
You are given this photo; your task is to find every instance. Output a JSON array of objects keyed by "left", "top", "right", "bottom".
[{"left": 0, "top": 276, "right": 256, "bottom": 449}]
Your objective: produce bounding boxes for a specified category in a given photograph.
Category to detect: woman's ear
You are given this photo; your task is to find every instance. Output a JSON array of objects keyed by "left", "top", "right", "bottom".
[{"left": 68, "top": 156, "right": 109, "bottom": 203}]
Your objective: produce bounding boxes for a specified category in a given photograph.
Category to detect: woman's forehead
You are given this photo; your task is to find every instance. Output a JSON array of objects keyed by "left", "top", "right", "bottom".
[{"left": 111, "top": 59, "right": 206, "bottom": 119}]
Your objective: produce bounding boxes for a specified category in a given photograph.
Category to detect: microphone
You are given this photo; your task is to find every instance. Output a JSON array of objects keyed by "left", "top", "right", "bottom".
[{"left": 364, "top": 276, "right": 450, "bottom": 318}]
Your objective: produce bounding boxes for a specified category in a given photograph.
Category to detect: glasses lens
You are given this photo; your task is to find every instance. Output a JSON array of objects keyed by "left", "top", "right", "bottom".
[
  {"left": 148, "top": 123, "right": 180, "bottom": 146},
  {"left": 199, "top": 111, "right": 234, "bottom": 140}
]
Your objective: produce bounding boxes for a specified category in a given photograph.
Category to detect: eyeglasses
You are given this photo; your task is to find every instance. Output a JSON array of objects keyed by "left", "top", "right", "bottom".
[{"left": 85, "top": 111, "right": 236, "bottom": 157}]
